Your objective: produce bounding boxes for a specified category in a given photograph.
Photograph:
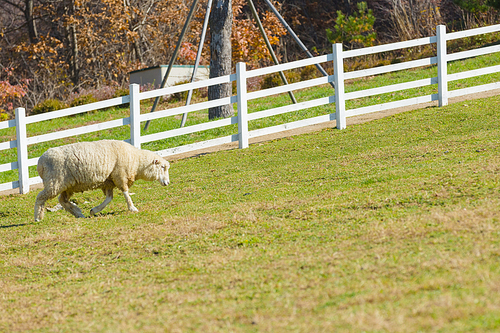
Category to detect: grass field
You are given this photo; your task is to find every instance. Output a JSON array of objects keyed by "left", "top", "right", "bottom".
[
  {"left": 1, "top": 50, "right": 500, "bottom": 185},
  {"left": 1, "top": 90, "right": 499, "bottom": 331}
]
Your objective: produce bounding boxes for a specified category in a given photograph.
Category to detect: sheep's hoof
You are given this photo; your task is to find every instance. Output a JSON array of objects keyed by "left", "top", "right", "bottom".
[{"left": 129, "top": 207, "right": 139, "bottom": 213}]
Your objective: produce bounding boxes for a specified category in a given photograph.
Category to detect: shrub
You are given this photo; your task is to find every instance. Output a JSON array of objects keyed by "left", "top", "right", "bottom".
[
  {"left": 113, "top": 88, "right": 130, "bottom": 108},
  {"left": 0, "top": 109, "right": 9, "bottom": 121},
  {"left": 69, "top": 94, "right": 98, "bottom": 107},
  {"left": 247, "top": 76, "right": 263, "bottom": 92},
  {"left": 113, "top": 88, "right": 129, "bottom": 98},
  {"left": 140, "top": 83, "right": 156, "bottom": 93},
  {"left": 67, "top": 86, "right": 117, "bottom": 106},
  {"left": 0, "top": 76, "right": 29, "bottom": 119},
  {"left": 300, "top": 65, "right": 319, "bottom": 81},
  {"left": 170, "top": 80, "right": 191, "bottom": 102},
  {"left": 261, "top": 71, "right": 301, "bottom": 89},
  {"left": 31, "top": 99, "right": 67, "bottom": 115},
  {"left": 261, "top": 74, "right": 281, "bottom": 89},
  {"left": 169, "top": 80, "right": 205, "bottom": 102}
]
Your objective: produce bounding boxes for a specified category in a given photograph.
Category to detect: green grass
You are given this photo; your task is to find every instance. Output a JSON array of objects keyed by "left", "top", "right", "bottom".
[
  {"left": 1, "top": 91, "right": 499, "bottom": 332},
  {"left": 1, "top": 51, "right": 500, "bottom": 184}
]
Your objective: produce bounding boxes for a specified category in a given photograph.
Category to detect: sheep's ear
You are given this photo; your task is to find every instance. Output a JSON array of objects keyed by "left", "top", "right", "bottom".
[{"left": 153, "top": 159, "right": 160, "bottom": 165}]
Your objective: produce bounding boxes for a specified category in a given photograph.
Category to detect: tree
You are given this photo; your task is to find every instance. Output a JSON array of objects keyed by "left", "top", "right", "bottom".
[
  {"left": 5, "top": 0, "right": 499, "bottom": 113},
  {"left": 64, "top": 0, "right": 79, "bottom": 86},
  {"left": 452, "top": 0, "right": 498, "bottom": 28},
  {"left": 208, "top": 0, "right": 234, "bottom": 120},
  {"left": 453, "top": 0, "right": 489, "bottom": 12},
  {"left": 230, "top": 0, "right": 286, "bottom": 67},
  {"left": 0, "top": 0, "right": 38, "bottom": 43},
  {"left": 326, "top": 1, "right": 376, "bottom": 49},
  {"left": 1, "top": 0, "right": 286, "bottom": 110},
  {"left": 375, "top": 0, "right": 443, "bottom": 41},
  {"left": 487, "top": 0, "right": 500, "bottom": 9}
]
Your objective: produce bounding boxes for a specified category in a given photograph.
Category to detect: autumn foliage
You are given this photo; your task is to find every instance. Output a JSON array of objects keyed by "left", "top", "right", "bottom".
[
  {"left": 231, "top": 0, "right": 286, "bottom": 67},
  {"left": 1, "top": 0, "right": 499, "bottom": 116},
  {"left": 0, "top": 0, "right": 288, "bottom": 116},
  {"left": 0, "top": 68, "right": 28, "bottom": 120}
]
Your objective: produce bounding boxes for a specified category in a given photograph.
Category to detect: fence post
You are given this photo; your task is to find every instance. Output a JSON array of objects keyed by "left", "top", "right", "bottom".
[
  {"left": 129, "top": 83, "right": 141, "bottom": 148},
  {"left": 437, "top": 24, "right": 448, "bottom": 107},
  {"left": 15, "top": 107, "right": 29, "bottom": 194},
  {"left": 236, "top": 62, "right": 249, "bottom": 149},
  {"left": 333, "top": 43, "right": 346, "bottom": 130}
]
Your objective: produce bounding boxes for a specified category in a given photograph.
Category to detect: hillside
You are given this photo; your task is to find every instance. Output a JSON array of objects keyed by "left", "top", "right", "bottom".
[{"left": 1, "top": 92, "right": 499, "bottom": 331}]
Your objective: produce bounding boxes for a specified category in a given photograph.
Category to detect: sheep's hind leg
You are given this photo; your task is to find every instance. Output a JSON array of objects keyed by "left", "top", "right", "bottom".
[
  {"left": 34, "top": 187, "right": 58, "bottom": 221},
  {"left": 90, "top": 188, "right": 114, "bottom": 215},
  {"left": 58, "top": 191, "right": 85, "bottom": 218}
]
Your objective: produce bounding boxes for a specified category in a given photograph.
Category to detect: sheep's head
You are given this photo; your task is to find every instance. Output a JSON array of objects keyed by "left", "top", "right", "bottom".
[
  {"left": 155, "top": 159, "right": 170, "bottom": 186},
  {"left": 143, "top": 158, "right": 170, "bottom": 186}
]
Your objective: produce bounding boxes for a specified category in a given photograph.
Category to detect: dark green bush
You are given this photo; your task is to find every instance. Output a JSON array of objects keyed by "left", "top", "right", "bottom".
[
  {"left": 113, "top": 88, "right": 130, "bottom": 108},
  {"left": 169, "top": 80, "right": 203, "bottom": 102},
  {"left": 261, "top": 71, "right": 301, "bottom": 89},
  {"left": 69, "top": 94, "right": 98, "bottom": 107},
  {"left": 113, "top": 88, "right": 129, "bottom": 98},
  {"left": 31, "top": 99, "right": 67, "bottom": 115},
  {"left": 300, "top": 65, "right": 319, "bottom": 81}
]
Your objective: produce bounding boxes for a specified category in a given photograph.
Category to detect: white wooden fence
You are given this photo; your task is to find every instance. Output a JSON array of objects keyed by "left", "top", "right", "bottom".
[{"left": 2, "top": 24, "right": 500, "bottom": 194}]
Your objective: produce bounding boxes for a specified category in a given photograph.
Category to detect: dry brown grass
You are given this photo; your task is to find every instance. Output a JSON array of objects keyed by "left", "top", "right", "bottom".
[{"left": 1, "top": 95, "right": 500, "bottom": 332}]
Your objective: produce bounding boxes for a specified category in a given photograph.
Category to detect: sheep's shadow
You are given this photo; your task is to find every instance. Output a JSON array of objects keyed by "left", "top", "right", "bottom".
[
  {"left": 88, "top": 211, "right": 118, "bottom": 217},
  {"left": 0, "top": 223, "right": 28, "bottom": 229},
  {"left": 0, "top": 211, "right": 30, "bottom": 228}
]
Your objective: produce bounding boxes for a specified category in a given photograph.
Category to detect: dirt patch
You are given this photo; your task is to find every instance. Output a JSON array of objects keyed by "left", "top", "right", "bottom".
[{"left": 2, "top": 89, "right": 499, "bottom": 197}]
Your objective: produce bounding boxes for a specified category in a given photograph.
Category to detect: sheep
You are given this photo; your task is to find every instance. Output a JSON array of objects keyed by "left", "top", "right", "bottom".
[{"left": 34, "top": 140, "right": 170, "bottom": 221}]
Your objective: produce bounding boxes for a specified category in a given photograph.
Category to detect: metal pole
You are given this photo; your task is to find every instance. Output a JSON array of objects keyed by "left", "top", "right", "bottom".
[
  {"left": 262, "top": 0, "right": 334, "bottom": 88},
  {"left": 180, "top": 0, "right": 213, "bottom": 128},
  {"left": 247, "top": 0, "right": 297, "bottom": 104},
  {"left": 144, "top": 0, "right": 201, "bottom": 131}
]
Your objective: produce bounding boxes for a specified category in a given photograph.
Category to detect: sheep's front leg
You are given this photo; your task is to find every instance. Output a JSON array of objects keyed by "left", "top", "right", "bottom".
[
  {"left": 122, "top": 190, "right": 139, "bottom": 212},
  {"left": 114, "top": 178, "right": 138, "bottom": 213},
  {"left": 90, "top": 188, "right": 114, "bottom": 215},
  {"left": 59, "top": 191, "right": 85, "bottom": 218}
]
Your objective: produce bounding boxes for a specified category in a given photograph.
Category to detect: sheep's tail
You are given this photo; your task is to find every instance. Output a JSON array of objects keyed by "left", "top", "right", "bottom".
[{"left": 37, "top": 161, "right": 45, "bottom": 180}]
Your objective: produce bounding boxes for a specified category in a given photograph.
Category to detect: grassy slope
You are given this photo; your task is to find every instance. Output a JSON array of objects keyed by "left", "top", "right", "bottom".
[
  {"left": 1, "top": 51, "right": 500, "bottom": 184},
  {"left": 1, "top": 93, "right": 499, "bottom": 332}
]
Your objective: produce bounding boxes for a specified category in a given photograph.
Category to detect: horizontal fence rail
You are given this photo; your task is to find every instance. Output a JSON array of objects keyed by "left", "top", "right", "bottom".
[{"left": 2, "top": 24, "right": 500, "bottom": 194}]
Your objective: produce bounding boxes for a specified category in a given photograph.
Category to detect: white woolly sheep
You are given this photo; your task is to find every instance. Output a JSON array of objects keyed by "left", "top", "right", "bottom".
[{"left": 34, "top": 140, "right": 170, "bottom": 221}]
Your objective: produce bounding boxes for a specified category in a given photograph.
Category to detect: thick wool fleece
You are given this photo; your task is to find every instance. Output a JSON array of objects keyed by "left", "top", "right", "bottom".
[{"left": 34, "top": 140, "right": 170, "bottom": 221}]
